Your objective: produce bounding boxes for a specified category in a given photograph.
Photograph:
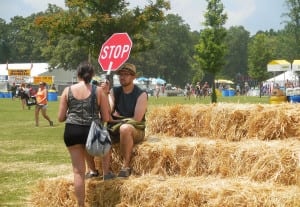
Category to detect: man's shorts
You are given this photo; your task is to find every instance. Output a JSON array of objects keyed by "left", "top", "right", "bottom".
[{"left": 109, "top": 124, "right": 145, "bottom": 144}]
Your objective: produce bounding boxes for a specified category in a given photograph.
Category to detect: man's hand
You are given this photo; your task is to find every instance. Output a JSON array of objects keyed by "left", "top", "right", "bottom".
[{"left": 100, "top": 80, "right": 110, "bottom": 94}]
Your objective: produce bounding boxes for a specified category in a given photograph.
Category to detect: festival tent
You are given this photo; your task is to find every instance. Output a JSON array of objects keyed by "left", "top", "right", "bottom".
[
  {"left": 267, "top": 60, "right": 291, "bottom": 72},
  {"left": 154, "top": 78, "right": 166, "bottom": 85},
  {"left": 292, "top": 60, "right": 300, "bottom": 71},
  {"left": 215, "top": 79, "right": 234, "bottom": 84},
  {"left": 0, "top": 63, "right": 48, "bottom": 77},
  {"left": 136, "top": 77, "right": 149, "bottom": 81},
  {"left": 264, "top": 70, "right": 298, "bottom": 86}
]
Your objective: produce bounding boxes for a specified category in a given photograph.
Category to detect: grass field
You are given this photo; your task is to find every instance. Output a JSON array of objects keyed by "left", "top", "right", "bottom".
[{"left": 0, "top": 95, "right": 270, "bottom": 206}]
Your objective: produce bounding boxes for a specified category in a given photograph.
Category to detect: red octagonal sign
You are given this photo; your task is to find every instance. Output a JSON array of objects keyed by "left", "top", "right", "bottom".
[{"left": 98, "top": 33, "right": 132, "bottom": 73}]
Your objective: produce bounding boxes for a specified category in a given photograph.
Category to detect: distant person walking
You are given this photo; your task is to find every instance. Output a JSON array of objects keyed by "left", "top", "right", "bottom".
[
  {"left": 35, "top": 82, "right": 53, "bottom": 127},
  {"left": 184, "top": 83, "right": 191, "bottom": 100},
  {"left": 202, "top": 82, "right": 210, "bottom": 97},
  {"left": 19, "top": 83, "right": 29, "bottom": 110},
  {"left": 155, "top": 84, "right": 160, "bottom": 99},
  {"left": 10, "top": 82, "right": 17, "bottom": 100},
  {"left": 195, "top": 82, "right": 201, "bottom": 98}
]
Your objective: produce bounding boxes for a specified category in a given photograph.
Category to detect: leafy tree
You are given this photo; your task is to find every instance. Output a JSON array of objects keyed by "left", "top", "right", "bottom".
[
  {"left": 283, "top": 0, "right": 300, "bottom": 57},
  {"left": 248, "top": 33, "right": 274, "bottom": 97},
  {"left": 223, "top": 26, "right": 250, "bottom": 83},
  {"left": 0, "top": 18, "right": 10, "bottom": 63},
  {"left": 35, "top": 0, "right": 170, "bottom": 70},
  {"left": 3, "top": 14, "right": 47, "bottom": 63},
  {"left": 194, "top": 0, "right": 227, "bottom": 103},
  {"left": 131, "top": 14, "right": 195, "bottom": 87}
]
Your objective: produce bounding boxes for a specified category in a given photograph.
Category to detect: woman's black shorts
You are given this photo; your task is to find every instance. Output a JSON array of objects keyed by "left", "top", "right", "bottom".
[{"left": 64, "top": 123, "right": 90, "bottom": 147}]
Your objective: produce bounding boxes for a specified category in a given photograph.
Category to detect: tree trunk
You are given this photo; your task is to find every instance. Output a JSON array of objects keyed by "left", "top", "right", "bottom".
[{"left": 211, "top": 76, "right": 217, "bottom": 103}]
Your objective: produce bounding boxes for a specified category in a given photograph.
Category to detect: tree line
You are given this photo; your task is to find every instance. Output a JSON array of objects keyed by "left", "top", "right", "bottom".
[{"left": 0, "top": 0, "right": 299, "bottom": 91}]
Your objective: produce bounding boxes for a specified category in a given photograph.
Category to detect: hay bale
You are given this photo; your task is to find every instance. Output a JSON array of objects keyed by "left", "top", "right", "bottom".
[
  {"left": 86, "top": 179, "right": 125, "bottom": 207},
  {"left": 117, "top": 176, "right": 300, "bottom": 207},
  {"left": 31, "top": 177, "right": 76, "bottom": 207},
  {"left": 31, "top": 175, "right": 300, "bottom": 207},
  {"left": 146, "top": 103, "right": 300, "bottom": 140},
  {"left": 94, "top": 137, "right": 300, "bottom": 186},
  {"left": 31, "top": 176, "right": 125, "bottom": 207}
]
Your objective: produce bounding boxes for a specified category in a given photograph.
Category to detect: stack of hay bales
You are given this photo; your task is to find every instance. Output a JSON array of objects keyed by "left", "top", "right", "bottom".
[{"left": 31, "top": 103, "right": 300, "bottom": 207}]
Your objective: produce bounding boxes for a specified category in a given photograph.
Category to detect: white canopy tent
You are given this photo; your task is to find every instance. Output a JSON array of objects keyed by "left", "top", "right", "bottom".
[
  {"left": 265, "top": 59, "right": 297, "bottom": 88},
  {"left": 265, "top": 70, "right": 298, "bottom": 85},
  {"left": 292, "top": 60, "right": 300, "bottom": 71},
  {"left": 0, "top": 63, "right": 48, "bottom": 77},
  {"left": 267, "top": 60, "right": 291, "bottom": 72}
]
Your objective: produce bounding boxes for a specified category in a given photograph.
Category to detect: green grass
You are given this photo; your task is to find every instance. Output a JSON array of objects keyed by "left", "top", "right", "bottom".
[{"left": 0, "top": 95, "right": 270, "bottom": 206}]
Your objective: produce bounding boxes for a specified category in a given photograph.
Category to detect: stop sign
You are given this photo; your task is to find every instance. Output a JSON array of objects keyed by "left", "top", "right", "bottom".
[{"left": 98, "top": 33, "right": 132, "bottom": 72}]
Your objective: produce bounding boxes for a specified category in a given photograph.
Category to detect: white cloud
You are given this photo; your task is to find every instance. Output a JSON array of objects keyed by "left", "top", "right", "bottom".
[
  {"left": 23, "top": 0, "right": 65, "bottom": 11},
  {"left": 166, "top": 0, "right": 206, "bottom": 30},
  {"left": 224, "top": 0, "right": 256, "bottom": 28}
]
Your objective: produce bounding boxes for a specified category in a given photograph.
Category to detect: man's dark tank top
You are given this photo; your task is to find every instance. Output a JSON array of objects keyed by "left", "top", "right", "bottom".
[
  {"left": 66, "top": 86, "right": 100, "bottom": 125},
  {"left": 113, "top": 85, "right": 146, "bottom": 121}
]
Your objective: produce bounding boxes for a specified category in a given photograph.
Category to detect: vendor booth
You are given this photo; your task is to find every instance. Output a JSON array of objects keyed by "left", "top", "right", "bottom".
[
  {"left": 267, "top": 60, "right": 291, "bottom": 72},
  {"left": 267, "top": 60, "right": 291, "bottom": 104},
  {"left": 215, "top": 79, "right": 235, "bottom": 96}
]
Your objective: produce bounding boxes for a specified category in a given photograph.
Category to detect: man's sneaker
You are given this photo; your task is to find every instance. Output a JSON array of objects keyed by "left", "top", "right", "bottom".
[
  {"left": 85, "top": 170, "right": 99, "bottom": 179},
  {"left": 49, "top": 121, "right": 53, "bottom": 126},
  {"left": 117, "top": 167, "right": 131, "bottom": 178},
  {"left": 103, "top": 172, "right": 116, "bottom": 181}
]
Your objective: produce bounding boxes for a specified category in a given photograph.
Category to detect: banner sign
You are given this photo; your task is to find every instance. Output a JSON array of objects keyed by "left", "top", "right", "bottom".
[
  {"left": 33, "top": 76, "right": 54, "bottom": 85},
  {"left": 8, "top": 69, "right": 31, "bottom": 76}
]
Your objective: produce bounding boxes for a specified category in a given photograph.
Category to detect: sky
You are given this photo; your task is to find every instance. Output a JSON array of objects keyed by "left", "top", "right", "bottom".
[{"left": 0, "top": 0, "right": 288, "bottom": 35}]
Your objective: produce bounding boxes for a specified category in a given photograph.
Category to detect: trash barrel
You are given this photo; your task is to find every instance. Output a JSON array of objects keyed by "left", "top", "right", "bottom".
[
  {"left": 289, "top": 95, "right": 300, "bottom": 103},
  {"left": 222, "top": 90, "right": 229, "bottom": 97},
  {"left": 4, "top": 92, "right": 12, "bottom": 98},
  {"left": 48, "top": 90, "right": 58, "bottom": 101},
  {"left": 228, "top": 90, "right": 235, "bottom": 96}
]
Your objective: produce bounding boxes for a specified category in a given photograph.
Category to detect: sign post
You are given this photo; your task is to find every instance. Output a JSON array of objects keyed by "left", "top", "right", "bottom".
[{"left": 98, "top": 33, "right": 133, "bottom": 75}]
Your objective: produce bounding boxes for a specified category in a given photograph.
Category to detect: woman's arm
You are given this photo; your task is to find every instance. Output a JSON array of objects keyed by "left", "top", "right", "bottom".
[
  {"left": 58, "top": 87, "right": 69, "bottom": 122},
  {"left": 97, "top": 86, "right": 111, "bottom": 122}
]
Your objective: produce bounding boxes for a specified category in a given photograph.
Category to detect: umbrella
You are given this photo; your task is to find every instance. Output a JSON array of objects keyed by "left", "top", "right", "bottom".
[
  {"left": 155, "top": 78, "right": 166, "bottom": 84},
  {"left": 136, "top": 77, "right": 149, "bottom": 81},
  {"left": 215, "top": 79, "right": 234, "bottom": 84}
]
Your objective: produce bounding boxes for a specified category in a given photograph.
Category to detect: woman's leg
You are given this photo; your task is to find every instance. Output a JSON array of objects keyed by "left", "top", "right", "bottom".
[
  {"left": 68, "top": 144, "right": 86, "bottom": 207},
  {"left": 41, "top": 107, "right": 52, "bottom": 124},
  {"left": 35, "top": 106, "right": 40, "bottom": 126},
  {"left": 21, "top": 99, "right": 26, "bottom": 110}
]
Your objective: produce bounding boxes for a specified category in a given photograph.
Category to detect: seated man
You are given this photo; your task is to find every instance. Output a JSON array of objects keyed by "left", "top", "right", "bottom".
[{"left": 101, "top": 63, "right": 148, "bottom": 180}]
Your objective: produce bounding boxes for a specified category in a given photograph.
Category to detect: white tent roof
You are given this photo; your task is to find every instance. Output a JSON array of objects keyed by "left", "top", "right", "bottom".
[
  {"left": 267, "top": 60, "right": 291, "bottom": 72},
  {"left": 292, "top": 60, "right": 300, "bottom": 71},
  {"left": 0, "top": 63, "right": 49, "bottom": 76},
  {"left": 265, "top": 70, "right": 298, "bottom": 85}
]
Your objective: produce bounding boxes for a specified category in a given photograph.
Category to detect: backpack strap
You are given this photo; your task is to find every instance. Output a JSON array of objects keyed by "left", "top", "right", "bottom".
[{"left": 91, "top": 84, "right": 96, "bottom": 120}]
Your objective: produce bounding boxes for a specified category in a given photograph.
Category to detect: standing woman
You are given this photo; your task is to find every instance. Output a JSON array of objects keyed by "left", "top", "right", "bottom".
[
  {"left": 19, "top": 83, "right": 28, "bottom": 109},
  {"left": 58, "top": 62, "right": 110, "bottom": 207},
  {"left": 35, "top": 82, "right": 53, "bottom": 126}
]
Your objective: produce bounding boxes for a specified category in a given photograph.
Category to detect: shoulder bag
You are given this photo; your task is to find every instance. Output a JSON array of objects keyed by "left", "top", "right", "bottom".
[{"left": 86, "top": 85, "right": 111, "bottom": 157}]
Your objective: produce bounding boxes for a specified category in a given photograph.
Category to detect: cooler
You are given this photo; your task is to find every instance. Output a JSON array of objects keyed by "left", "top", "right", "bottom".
[{"left": 48, "top": 90, "right": 58, "bottom": 101}]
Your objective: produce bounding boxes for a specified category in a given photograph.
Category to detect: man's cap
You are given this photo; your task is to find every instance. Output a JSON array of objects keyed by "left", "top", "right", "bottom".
[{"left": 116, "top": 63, "right": 136, "bottom": 75}]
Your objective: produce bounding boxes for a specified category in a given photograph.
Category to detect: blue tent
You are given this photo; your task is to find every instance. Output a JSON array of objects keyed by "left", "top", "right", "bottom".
[
  {"left": 136, "top": 77, "right": 149, "bottom": 81},
  {"left": 156, "top": 78, "right": 166, "bottom": 84}
]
